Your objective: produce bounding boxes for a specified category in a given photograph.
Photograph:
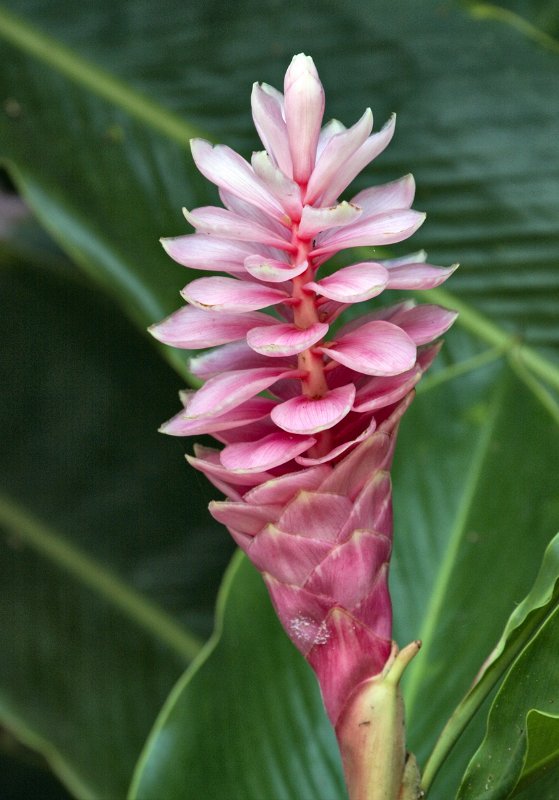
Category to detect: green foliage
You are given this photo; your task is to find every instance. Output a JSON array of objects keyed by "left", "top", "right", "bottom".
[
  {"left": 458, "top": 589, "right": 559, "bottom": 798},
  {"left": 0, "top": 252, "right": 233, "bottom": 797},
  {"left": 1, "top": 0, "right": 558, "bottom": 798}
]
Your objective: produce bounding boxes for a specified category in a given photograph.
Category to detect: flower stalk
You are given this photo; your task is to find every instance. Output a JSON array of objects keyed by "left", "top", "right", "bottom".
[{"left": 336, "top": 641, "right": 422, "bottom": 800}]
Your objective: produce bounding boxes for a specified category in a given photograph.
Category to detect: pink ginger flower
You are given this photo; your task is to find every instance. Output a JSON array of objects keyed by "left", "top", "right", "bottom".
[{"left": 152, "top": 53, "right": 456, "bottom": 764}]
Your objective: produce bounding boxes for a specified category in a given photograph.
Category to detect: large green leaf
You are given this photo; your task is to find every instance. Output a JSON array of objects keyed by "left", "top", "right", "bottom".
[
  {"left": 392, "top": 343, "right": 559, "bottom": 795},
  {"left": 422, "top": 530, "right": 559, "bottom": 789},
  {"left": 0, "top": 254, "right": 234, "bottom": 797},
  {"left": 457, "top": 606, "right": 559, "bottom": 799},
  {"left": 1, "top": 0, "right": 559, "bottom": 797},
  {"left": 130, "top": 553, "right": 346, "bottom": 800}
]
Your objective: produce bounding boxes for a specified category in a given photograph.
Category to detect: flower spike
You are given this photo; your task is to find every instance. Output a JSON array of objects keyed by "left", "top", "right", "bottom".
[{"left": 153, "top": 53, "right": 457, "bottom": 800}]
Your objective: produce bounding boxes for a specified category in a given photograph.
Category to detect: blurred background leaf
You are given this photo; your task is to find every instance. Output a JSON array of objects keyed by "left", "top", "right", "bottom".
[
  {"left": 0, "top": 203, "right": 234, "bottom": 797},
  {"left": 1, "top": 0, "right": 558, "bottom": 798}
]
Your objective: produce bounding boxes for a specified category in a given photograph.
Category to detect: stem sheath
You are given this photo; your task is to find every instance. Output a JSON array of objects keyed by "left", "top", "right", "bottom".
[{"left": 336, "top": 641, "right": 422, "bottom": 800}]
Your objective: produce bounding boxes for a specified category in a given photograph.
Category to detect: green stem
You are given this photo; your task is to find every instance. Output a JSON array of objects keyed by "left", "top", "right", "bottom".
[
  {"left": 508, "top": 352, "right": 559, "bottom": 425},
  {"left": 421, "top": 691, "right": 484, "bottom": 793},
  {"left": 466, "top": 2, "right": 559, "bottom": 55},
  {"left": 0, "top": 493, "right": 203, "bottom": 661}
]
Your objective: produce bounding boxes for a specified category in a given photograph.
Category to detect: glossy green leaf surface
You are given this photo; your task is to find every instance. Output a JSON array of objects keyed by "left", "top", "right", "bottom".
[
  {"left": 421, "top": 531, "right": 559, "bottom": 790},
  {"left": 392, "top": 349, "right": 559, "bottom": 796},
  {"left": 0, "top": 253, "right": 233, "bottom": 797},
  {"left": 457, "top": 606, "right": 559, "bottom": 799}
]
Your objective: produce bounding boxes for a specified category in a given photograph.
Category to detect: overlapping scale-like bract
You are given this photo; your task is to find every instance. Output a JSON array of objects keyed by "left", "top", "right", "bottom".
[{"left": 152, "top": 53, "right": 457, "bottom": 728}]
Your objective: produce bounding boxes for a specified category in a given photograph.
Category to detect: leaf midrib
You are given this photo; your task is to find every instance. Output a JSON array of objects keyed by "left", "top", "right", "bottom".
[
  {"left": 1, "top": 5, "right": 559, "bottom": 410},
  {"left": 0, "top": 493, "right": 203, "bottom": 661}
]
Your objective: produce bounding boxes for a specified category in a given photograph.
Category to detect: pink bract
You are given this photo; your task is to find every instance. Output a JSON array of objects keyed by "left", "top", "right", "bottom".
[{"left": 152, "top": 54, "right": 457, "bottom": 730}]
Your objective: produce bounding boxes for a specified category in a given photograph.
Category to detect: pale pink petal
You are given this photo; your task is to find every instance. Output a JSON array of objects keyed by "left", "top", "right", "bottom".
[
  {"left": 385, "top": 261, "right": 459, "bottom": 290},
  {"left": 306, "top": 262, "right": 388, "bottom": 303},
  {"left": 417, "top": 342, "right": 443, "bottom": 372},
  {"left": 311, "top": 299, "right": 348, "bottom": 326},
  {"left": 284, "top": 54, "right": 325, "bottom": 184},
  {"left": 186, "top": 445, "right": 272, "bottom": 487},
  {"left": 189, "top": 342, "right": 286, "bottom": 379},
  {"left": 325, "top": 363, "right": 363, "bottom": 390},
  {"left": 376, "top": 390, "right": 415, "bottom": 435},
  {"left": 206, "top": 481, "right": 244, "bottom": 502},
  {"left": 295, "top": 416, "right": 378, "bottom": 467},
  {"left": 381, "top": 250, "right": 427, "bottom": 267},
  {"left": 353, "top": 366, "right": 422, "bottom": 413},
  {"left": 267, "top": 377, "right": 301, "bottom": 401},
  {"left": 209, "top": 501, "right": 282, "bottom": 536},
  {"left": 227, "top": 528, "right": 255, "bottom": 552},
  {"left": 316, "top": 119, "right": 346, "bottom": 159},
  {"left": 271, "top": 384, "right": 355, "bottom": 434},
  {"left": 212, "top": 417, "right": 278, "bottom": 445},
  {"left": 218, "top": 189, "right": 293, "bottom": 240},
  {"left": 247, "top": 321, "right": 328, "bottom": 357},
  {"left": 320, "top": 114, "right": 397, "bottom": 206},
  {"left": 310, "top": 209, "right": 426, "bottom": 257},
  {"left": 396, "top": 305, "right": 458, "bottom": 345},
  {"left": 250, "top": 527, "right": 332, "bottom": 585},
  {"left": 305, "top": 109, "right": 373, "bottom": 204},
  {"left": 335, "top": 300, "right": 415, "bottom": 339},
  {"left": 317, "top": 427, "right": 393, "bottom": 498},
  {"left": 243, "top": 464, "right": 331, "bottom": 505},
  {"left": 320, "top": 320, "right": 416, "bottom": 376},
  {"left": 160, "top": 234, "right": 255, "bottom": 274},
  {"left": 298, "top": 201, "right": 363, "bottom": 240},
  {"left": 276, "top": 491, "right": 353, "bottom": 541},
  {"left": 351, "top": 174, "right": 415, "bottom": 217},
  {"left": 186, "top": 367, "right": 297, "bottom": 419},
  {"left": 251, "top": 151, "right": 303, "bottom": 221},
  {"left": 220, "top": 431, "right": 316, "bottom": 472},
  {"left": 244, "top": 255, "right": 308, "bottom": 283},
  {"left": 295, "top": 441, "right": 357, "bottom": 467},
  {"left": 251, "top": 82, "right": 293, "bottom": 176},
  {"left": 183, "top": 206, "right": 294, "bottom": 250},
  {"left": 149, "top": 306, "right": 276, "bottom": 349},
  {"left": 160, "top": 397, "right": 275, "bottom": 436},
  {"left": 190, "top": 139, "right": 287, "bottom": 223},
  {"left": 181, "top": 276, "right": 288, "bottom": 313},
  {"left": 330, "top": 409, "right": 375, "bottom": 445}
]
